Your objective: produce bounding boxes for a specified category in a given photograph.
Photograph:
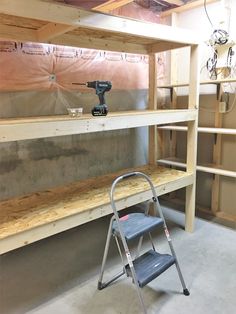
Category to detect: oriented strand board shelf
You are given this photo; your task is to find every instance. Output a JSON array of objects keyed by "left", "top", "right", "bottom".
[
  {"left": 0, "top": 109, "right": 197, "bottom": 142},
  {"left": 0, "top": 165, "right": 193, "bottom": 254}
]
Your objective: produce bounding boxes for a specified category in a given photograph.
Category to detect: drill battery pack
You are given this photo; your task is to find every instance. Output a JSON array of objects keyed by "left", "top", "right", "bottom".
[{"left": 92, "top": 104, "right": 108, "bottom": 116}]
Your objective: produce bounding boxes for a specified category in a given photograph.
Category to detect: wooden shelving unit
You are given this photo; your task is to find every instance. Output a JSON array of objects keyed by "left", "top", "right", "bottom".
[
  {"left": 158, "top": 78, "right": 236, "bottom": 217},
  {"left": 0, "top": 0, "right": 200, "bottom": 253}
]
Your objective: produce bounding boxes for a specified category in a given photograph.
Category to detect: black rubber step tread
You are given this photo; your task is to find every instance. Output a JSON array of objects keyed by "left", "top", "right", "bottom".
[
  {"left": 125, "top": 249, "right": 175, "bottom": 288},
  {"left": 112, "top": 213, "right": 163, "bottom": 241}
]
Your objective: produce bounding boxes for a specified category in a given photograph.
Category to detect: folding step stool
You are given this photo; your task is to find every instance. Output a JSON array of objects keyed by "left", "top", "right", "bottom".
[{"left": 98, "top": 171, "right": 190, "bottom": 314}]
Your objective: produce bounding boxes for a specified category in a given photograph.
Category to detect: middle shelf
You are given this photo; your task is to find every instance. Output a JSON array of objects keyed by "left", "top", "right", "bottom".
[{"left": 0, "top": 109, "right": 197, "bottom": 142}]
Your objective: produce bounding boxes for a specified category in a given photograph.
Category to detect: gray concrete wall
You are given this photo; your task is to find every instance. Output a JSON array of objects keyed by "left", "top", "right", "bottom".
[{"left": 0, "top": 90, "right": 148, "bottom": 201}]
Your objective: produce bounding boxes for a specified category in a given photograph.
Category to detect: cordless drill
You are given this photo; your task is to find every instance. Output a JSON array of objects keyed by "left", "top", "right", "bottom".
[{"left": 72, "top": 81, "right": 112, "bottom": 116}]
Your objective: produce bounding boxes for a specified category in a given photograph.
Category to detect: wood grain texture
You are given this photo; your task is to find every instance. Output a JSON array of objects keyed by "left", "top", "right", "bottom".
[
  {"left": 0, "top": 110, "right": 197, "bottom": 142},
  {"left": 0, "top": 165, "right": 191, "bottom": 241},
  {"left": 0, "top": 0, "right": 200, "bottom": 53}
]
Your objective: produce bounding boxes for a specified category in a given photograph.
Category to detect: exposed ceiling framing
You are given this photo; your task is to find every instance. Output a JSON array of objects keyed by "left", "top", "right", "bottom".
[
  {"left": 93, "top": 0, "right": 134, "bottom": 12},
  {"left": 36, "top": 0, "right": 135, "bottom": 42},
  {"left": 0, "top": 0, "right": 200, "bottom": 54},
  {"left": 161, "top": 0, "right": 220, "bottom": 17}
]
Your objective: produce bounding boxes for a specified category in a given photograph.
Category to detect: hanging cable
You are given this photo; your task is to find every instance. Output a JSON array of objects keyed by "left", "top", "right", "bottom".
[{"left": 204, "top": 0, "right": 214, "bottom": 28}]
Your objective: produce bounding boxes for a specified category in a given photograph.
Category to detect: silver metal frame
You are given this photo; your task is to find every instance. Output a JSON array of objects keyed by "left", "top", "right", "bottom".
[{"left": 98, "top": 171, "right": 189, "bottom": 314}]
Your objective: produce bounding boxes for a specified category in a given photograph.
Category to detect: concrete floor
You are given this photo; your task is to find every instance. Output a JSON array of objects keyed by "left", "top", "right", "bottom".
[{"left": 0, "top": 204, "right": 236, "bottom": 314}]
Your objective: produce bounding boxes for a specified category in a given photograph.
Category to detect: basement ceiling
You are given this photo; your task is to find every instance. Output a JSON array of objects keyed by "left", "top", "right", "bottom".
[{"left": 58, "top": 0, "right": 200, "bottom": 13}]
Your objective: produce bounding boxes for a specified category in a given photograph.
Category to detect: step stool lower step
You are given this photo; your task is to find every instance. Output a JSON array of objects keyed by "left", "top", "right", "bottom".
[{"left": 125, "top": 249, "right": 175, "bottom": 288}]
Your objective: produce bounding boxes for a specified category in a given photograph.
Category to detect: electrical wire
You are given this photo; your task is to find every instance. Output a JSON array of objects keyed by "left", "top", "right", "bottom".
[
  {"left": 224, "top": 88, "right": 236, "bottom": 113},
  {"left": 204, "top": 0, "right": 214, "bottom": 28}
]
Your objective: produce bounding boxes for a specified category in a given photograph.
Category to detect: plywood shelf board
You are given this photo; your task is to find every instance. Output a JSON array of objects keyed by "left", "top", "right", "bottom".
[
  {"left": 0, "top": 165, "right": 193, "bottom": 253},
  {"left": 158, "top": 125, "right": 236, "bottom": 135},
  {"left": 0, "top": 109, "right": 197, "bottom": 142}
]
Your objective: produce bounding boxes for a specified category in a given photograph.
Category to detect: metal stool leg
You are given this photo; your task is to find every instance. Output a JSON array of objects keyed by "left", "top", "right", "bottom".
[
  {"left": 169, "top": 241, "right": 190, "bottom": 295},
  {"left": 98, "top": 216, "right": 125, "bottom": 290},
  {"left": 153, "top": 196, "right": 190, "bottom": 296}
]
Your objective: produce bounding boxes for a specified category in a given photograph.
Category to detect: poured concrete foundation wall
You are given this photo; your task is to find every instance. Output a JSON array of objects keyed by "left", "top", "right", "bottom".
[{"left": 0, "top": 90, "right": 148, "bottom": 201}]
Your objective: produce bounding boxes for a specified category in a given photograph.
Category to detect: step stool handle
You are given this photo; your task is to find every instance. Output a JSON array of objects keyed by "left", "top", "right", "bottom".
[{"left": 122, "top": 172, "right": 137, "bottom": 179}]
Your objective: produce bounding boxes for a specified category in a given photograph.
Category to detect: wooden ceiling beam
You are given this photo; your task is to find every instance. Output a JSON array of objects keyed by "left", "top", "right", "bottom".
[
  {"left": 148, "top": 40, "right": 187, "bottom": 53},
  {"left": 0, "top": 23, "right": 147, "bottom": 54},
  {"left": 2, "top": 0, "right": 134, "bottom": 43},
  {"left": 93, "top": 0, "right": 133, "bottom": 12},
  {"left": 51, "top": 33, "right": 147, "bottom": 54},
  {"left": 159, "top": 0, "right": 184, "bottom": 5},
  {"left": 161, "top": 0, "right": 220, "bottom": 17}
]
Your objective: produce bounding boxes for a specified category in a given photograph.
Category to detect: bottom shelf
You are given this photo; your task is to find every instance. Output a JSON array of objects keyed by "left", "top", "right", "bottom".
[{"left": 0, "top": 165, "right": 193, "bottom": 254}]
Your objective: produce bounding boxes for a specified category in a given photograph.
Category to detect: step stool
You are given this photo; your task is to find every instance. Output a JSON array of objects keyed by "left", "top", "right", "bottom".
[{"left": 98, "top": 171, "right": 190, "bottom": 314}]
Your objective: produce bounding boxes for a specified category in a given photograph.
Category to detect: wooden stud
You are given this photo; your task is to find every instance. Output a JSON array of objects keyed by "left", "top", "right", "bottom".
[
  {"left": 168, "top": 13, "right": 179, "bottom": 200},
  {"left": 148, "top": 54, "right": 158, "bottom": 165},
  {"left": 185, "top": 44, "right": 200, "bottom": 232},
  {"left": 170, "top": 13, "right": 178, "bottom": 158},
  {"left": 211, "top": 84, "right": 223, "bottom": 213}
]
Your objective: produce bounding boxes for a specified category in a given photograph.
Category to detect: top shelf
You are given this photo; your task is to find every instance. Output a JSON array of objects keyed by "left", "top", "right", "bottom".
[
  {"left": 0, "top": 109, "right": 197, "bottom": 142},
  {"left": 158, "top": 78, "right": 236, "bottom": 89},
  {"left": 0, "top": 0, "right": 200, "bottom": 54}
]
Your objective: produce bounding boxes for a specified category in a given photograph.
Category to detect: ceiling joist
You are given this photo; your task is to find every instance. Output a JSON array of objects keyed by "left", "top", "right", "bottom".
[
  {"left": 35, "top": 0, "right": 134, "bottom": 42},
  {"left": 161, "top": 0, "right": 220, "bottom": 17},
  {"left": 160, "top": 0, "right": 184, "bottom": 5},
  {"left": 0, "top": 23, "right": 148, "bottom": 54},
  {"left": 93, "top": 0, "right": 133, "bottom": 12}
]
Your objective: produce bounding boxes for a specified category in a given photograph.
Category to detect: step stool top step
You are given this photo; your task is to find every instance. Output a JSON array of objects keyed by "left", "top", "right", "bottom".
[{"left": 112, "top": 213, "right": 163, "bottom": 241}]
